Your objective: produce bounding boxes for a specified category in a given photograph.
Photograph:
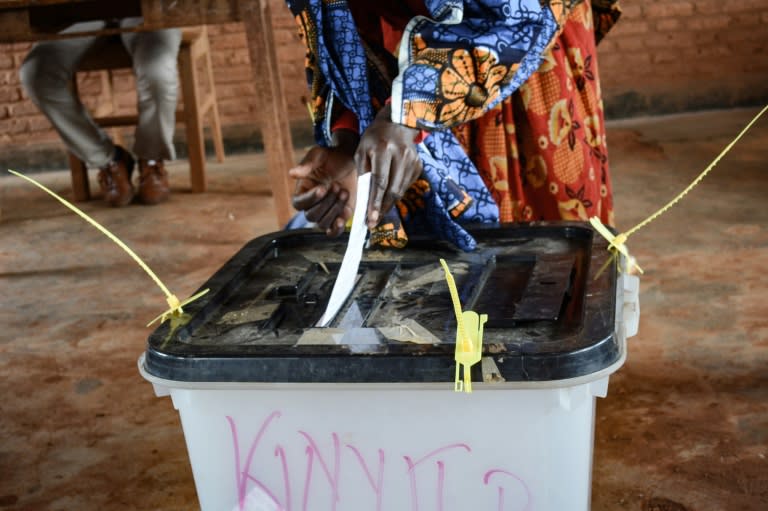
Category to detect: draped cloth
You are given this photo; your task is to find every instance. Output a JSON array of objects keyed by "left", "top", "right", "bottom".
[{"left": 287, "top": 0, "right": 620, "bottom": 250}]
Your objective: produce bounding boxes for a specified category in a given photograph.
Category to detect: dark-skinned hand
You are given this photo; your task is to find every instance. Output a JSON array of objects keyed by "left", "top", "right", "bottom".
[
  {"left": 288, "top": 132, "right": 358, "bottom": 237},
  {"left": 355, "top": 104, "right": 423, "bottom": 230}
]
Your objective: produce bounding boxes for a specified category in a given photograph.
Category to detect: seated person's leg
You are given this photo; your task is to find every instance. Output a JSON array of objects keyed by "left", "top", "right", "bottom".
[
  {"left": 20, "top": 22, "right": 136, "bottom": 207},
  {"left": 121, "top": 24, "right": 182, "bottom": 205}
]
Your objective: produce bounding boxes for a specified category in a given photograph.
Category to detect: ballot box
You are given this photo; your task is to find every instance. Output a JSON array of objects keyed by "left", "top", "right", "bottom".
[{"left": 139, "top": 223, "right": 639, "bottom": 511}]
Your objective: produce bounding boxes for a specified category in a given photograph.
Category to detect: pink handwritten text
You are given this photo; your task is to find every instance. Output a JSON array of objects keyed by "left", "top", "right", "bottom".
[{"left": 227, "top": 411, "right": 531, "bottom": 511}]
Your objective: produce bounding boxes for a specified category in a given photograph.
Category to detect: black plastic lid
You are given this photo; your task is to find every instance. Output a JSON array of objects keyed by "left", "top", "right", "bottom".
[{"left": 143, "top": 223, "right": 620, "bottom": 383}]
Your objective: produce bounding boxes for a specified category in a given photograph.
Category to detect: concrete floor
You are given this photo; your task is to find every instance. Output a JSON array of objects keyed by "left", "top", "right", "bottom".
[{"left": 0, "top": 108, "right": 766, "bottom": 511}]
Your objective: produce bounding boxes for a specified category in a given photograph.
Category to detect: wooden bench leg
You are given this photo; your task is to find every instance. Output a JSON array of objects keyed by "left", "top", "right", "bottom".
[
  {"left": 201, "top": 32, "right": 225, "bottom": 164},
  {"left": 178, "top": 44, "right": 207, "bottom": 194},
  {"left": 241, "top": 0, "right": 296, "bottom": 227},
  {"left": 67, "top": 77, "right": 91, "bottom": 202},
  {"left": 68, "top": 152, "right": 90, "bottom": 201}
]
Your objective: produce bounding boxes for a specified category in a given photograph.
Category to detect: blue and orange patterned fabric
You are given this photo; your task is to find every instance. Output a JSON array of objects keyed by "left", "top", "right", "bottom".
[
  {"left": 287, "top": 0, "right": 619, "bottom": 250},
  {"left": 453, "top": 2, "right": 618, "bottom": 225}
]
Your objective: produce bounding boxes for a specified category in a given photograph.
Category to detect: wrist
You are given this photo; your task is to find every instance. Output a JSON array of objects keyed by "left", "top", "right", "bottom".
[{"left": 378, "top": 103, "right": 428, "bottom": 143}]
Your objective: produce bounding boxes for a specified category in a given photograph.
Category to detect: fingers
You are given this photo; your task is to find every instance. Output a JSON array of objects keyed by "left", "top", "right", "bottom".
[
  {"left": 304, "top": 184, "right": 350, "bottom": 237},
  {"left": 297, "top": 145, "right": 326, "bottom": 170},
  {"left": 354, "top": 144, "right": 371, "bottom": 177},
  {"left": 304, "top": 183, "right": 339, "bottom": 222},
  {"left": 291, "top": 184, "right": 327, "bottom": 211},
  {"left": 289, "top": 144, "right": 360, "bottom": 237},
  {"left": 291, "top": 146, "right": 331, "bottom": 209},
  {"left": 380, "top": 151, "right": 409, "bottom": 215},
  {"left": 288, "top": 163, "right": 312, "bottom": 179},
  {"left": 354, "top": 112, "right": 424, "bottom": 229},
  {"left": 322, "top": 188, "right": 352, "bottom": 237},
  {"left": 288, "top": 145, "right": 328, "bottom": 182},
  {"left": 385, "top": 150, "right": 422, "bottom": 213},
  {"left": 357, "top": 146, "right": 421, "bottom": 228},
  {"left": 366, "top": 150, "right": 392, "bottom": 229},
  {"left": 292, "top": 182, "right": 350, "bottom": 237},
  {"left": 324, "top": 195, "right": 349, "bottom": 237}
]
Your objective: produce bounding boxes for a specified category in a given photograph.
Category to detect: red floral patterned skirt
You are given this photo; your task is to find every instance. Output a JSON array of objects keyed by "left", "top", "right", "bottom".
[{"left": 453, "top": 2, "right": 615, "bottom": 226}]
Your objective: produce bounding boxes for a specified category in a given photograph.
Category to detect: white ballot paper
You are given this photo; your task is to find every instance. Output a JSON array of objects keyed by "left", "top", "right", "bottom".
[{"left": 317, "top": 172, "right": 371, "bottom": 327}]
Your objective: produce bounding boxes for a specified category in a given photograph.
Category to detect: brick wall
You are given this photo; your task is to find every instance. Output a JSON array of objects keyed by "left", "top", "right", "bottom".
[
  {"left": 598, "top": 1, "right": 768, "bottom": 117},
  {"left": 0, "top": 1, "right": 766, "bottom": 167}
]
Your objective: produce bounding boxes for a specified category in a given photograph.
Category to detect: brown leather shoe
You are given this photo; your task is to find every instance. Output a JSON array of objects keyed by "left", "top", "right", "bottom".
[
  {"left": 97, "top": 146, "right": 135, "bottom": 207},
  {"left": 137, "top": 159, "right": 170, "bottom": 205}
]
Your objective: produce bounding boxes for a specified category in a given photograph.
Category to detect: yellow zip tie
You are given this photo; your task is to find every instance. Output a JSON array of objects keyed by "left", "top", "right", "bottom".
[
  {"left": 7, "top": 169, "right": 209, "bottom": 326},
  {"left": 591, "top": 104, "right": 768, "bottom": 277},
  {"left": 146, "top": 288, "right": 210, "bottom": 327},
  {"left": 440, "top": 259, "right": 487, "bottom": 393}
]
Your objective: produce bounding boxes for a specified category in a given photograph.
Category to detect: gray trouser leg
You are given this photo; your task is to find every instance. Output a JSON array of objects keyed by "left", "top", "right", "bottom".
[
  {"left": 120, "top": 19, "right": 181, "bottom": 162},
  {"left": 19, "top": 21, "right": 115, "bottom": 169},
  {"left": 19, "top": 20, "right": 182, "bottom": 168}
]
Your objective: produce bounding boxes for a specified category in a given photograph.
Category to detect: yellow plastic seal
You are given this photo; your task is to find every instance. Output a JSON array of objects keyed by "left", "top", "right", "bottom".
[
  {"left": 591, "top": 104, "right": 767, "bottom": 278},
  {"left": 7, "top": 169, "right": 209, "bottom": 326},
  {"left": 440, "top": 259, "right": 487, "bottom": 393}
]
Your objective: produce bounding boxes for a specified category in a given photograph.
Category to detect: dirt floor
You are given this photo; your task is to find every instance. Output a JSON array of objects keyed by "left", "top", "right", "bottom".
[{"left": 0, "top": 107, "right": 766, "bottom": 510}]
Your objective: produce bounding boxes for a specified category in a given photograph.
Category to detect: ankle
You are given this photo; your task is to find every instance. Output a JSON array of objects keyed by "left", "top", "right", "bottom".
[{"left": 102, "top": 146, "right": 133, "bottom": 171}]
